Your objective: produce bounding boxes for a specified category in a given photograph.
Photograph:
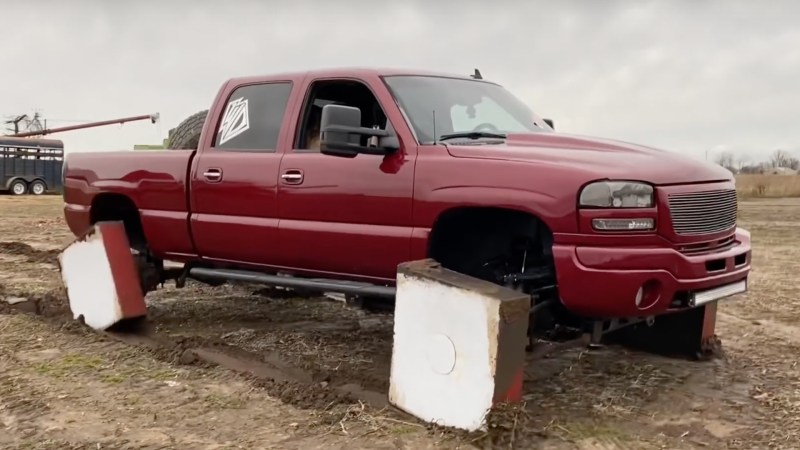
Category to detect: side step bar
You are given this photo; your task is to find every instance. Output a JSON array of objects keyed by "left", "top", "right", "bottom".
[{"left": 187, "top": 267, "right": 397, "bottom": 298}]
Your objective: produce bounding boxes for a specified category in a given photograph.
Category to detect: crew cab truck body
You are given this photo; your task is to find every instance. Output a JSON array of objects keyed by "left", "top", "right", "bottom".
[{"left": 62, "top": 67, "right": 751, "bottom": 351}]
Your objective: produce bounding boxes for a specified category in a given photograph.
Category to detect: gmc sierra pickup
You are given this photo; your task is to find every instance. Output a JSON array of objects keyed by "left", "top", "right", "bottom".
[{"left": 62, "top": 67, "right": 751, "bottom": 351}]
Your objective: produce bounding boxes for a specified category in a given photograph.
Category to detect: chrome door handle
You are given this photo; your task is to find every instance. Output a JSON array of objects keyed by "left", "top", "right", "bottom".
[
  {"left": 281, "top": 170, "right": 303, "bottom": 184},
  {"left": 203, "top": 168, "right": 223, "bottom": 182}
]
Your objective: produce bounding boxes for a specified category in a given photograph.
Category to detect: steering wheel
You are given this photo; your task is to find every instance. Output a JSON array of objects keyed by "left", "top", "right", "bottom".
[{"left": 472, "top": 122, "right": 499, "bottom": 132}]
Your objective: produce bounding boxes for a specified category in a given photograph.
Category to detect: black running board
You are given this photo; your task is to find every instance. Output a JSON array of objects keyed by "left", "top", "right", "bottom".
[{"left": 187, "top": 267, "right": 396, "bottom": 298}]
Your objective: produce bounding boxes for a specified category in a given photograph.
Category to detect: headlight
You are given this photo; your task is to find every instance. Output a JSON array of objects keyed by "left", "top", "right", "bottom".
[{"left": 579, "top": 181, "right": 654, "bottom": 208}]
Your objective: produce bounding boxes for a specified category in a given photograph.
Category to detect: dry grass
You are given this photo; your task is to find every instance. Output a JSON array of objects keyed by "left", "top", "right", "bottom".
[{"left": 736, "top": 174, "right": 800, "bottom": 199}]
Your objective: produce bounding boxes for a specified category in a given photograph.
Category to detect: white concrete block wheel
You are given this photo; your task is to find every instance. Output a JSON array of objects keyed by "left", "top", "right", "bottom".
[
  {"left": 389, "top": 259, "right": 530, "bottom": 431},
  {"left": 58, "top": 221, "right": 147, "bottom": 330}
]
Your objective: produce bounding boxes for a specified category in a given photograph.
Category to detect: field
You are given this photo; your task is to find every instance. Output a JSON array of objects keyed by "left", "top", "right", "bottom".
[
  {"left": 1, "top": 195, "right": 799, "bottom": 449},
  {"left": 736, "top": 174, "right": 800, "bottom": 199}
]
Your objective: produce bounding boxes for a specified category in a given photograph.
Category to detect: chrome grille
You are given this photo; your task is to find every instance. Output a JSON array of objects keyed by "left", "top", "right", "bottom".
[{"left": 668, "top": 189, "right": 738, "bottom": 236}]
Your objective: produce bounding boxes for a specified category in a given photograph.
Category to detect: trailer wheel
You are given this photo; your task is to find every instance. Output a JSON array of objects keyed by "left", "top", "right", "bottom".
[
  {"left": 30, "top": 180, "right": 46, "bottom": 195},
  {"left": 10, "top": 179, "right": 27, "bottom": 196},
  {"left": 166, "top": 110, "right": 208, "bottom": 150}
]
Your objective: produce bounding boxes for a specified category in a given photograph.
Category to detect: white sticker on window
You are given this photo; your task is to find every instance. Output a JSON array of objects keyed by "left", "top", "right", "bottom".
[{"left": 218, "top": 97, "right": 250, "bottom": 145}]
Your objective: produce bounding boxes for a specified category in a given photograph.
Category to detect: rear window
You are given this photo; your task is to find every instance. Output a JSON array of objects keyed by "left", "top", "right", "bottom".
[{"left": 213, "top": 82, "right": 293, "bottom": 152}]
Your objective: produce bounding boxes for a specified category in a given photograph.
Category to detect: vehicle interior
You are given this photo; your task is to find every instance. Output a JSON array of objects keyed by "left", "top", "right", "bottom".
[{"left": 296, "top": 80, "right": 390, "bottom": 150}]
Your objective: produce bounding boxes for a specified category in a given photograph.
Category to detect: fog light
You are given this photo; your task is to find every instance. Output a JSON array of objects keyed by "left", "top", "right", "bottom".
[
  {"left": 634, "top": 287, "right": 644, "bottom": 307},
  {"left": 592, "top": 218, "right": 655, "bottom": 231},
  {"left": 635, "top": 280, "right": 662, "bottom": 310}
]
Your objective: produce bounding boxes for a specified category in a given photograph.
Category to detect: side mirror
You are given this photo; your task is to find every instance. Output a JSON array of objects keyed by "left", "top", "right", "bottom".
[
  {"left": 319, "top": 104, "right": 399, "bottom": 158},
  {"left": 543, "top": 118, "right": 554, "bottom": 130}
]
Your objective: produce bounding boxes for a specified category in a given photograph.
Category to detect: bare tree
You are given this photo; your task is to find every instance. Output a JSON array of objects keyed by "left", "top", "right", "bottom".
[
  {"left": 714, "top": 151, "right": 737, "bottom": 173},
  {"left": 736, "top": 154, "right": 751, "bottom": 171},
  {"left": 770, "top": 149, "right": 792, "bottom": 168}
]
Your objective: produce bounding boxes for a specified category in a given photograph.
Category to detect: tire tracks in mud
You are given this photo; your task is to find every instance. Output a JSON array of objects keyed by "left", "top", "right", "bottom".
[
  {"left": 0, "top": 286, "right": 390, "bottom": 414},
  {"left": 102, "top": 320, "right": 390, "bottom": 411}
]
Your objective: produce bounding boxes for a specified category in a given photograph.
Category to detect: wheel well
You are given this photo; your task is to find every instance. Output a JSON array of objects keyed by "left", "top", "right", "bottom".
[
  {"left": 428, "top": 207, "right": 554, "bottom": 274},
  {"left": 89, "top": 194, "right": 146, "bottom": 251},
  {"left": 7, "top": 177, "right": 27, "bottom": 188}
]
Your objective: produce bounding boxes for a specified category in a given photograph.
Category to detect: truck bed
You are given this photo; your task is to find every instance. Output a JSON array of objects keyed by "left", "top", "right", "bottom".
[{"left": 63, "top": 149, "right": 196, "bottom": 257}]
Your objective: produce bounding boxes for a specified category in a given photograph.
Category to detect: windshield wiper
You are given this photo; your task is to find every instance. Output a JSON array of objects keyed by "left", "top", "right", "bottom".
[{"left": 438, "top": 131, "right": 507, "bottom": 141}]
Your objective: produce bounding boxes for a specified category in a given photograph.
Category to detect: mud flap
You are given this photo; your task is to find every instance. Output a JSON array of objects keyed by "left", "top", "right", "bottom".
[
  {"left": 389, "top": 259, "right": 530, "bottom": 432},
  {"left": 57, "top": 221, "right": 147, "bottom": 330},
  {"left": 608, "top": 302, "right": 721, "bottom": 359}
]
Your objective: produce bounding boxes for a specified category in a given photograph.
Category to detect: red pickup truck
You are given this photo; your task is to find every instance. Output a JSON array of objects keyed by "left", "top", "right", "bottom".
[{"left": 62, "top": 67, "right": 750, "bottom": 351}]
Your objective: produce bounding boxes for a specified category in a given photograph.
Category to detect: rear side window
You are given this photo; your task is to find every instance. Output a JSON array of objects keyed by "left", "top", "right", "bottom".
[{"left": 213, "top": 82, "right": 293, "bottom": 151}]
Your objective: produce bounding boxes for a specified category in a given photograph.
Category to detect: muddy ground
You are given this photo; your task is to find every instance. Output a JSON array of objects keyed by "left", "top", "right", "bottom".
[{"left": 1, "top": 195, "right": 799, "bottom": 449}]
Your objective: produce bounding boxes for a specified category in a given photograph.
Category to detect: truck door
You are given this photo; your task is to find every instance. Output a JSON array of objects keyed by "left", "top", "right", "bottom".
[
  {"left": 189, "top": 80, "right": 295, "bottom": 265},
  {"left": 276, "top": 77, "right": 417, "bottom": 281}
]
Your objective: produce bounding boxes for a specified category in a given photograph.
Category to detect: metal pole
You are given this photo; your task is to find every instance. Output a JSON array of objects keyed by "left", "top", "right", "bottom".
[{"left": 8, "top": 113, "right": 159, "bottom": 138}]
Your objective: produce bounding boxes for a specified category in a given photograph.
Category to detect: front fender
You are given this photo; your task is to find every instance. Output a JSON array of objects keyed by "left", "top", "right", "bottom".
[{"left": 415, "top": 185, "right": 576, "bottom": 233}]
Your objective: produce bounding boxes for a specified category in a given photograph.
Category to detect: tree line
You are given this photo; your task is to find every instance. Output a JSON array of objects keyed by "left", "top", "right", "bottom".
[{"left": 714, "top": 149, "right": 799, "bottom": 174}]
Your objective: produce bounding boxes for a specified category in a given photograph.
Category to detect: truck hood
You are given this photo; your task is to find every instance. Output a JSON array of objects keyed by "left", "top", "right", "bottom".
[{"left": 444, "top": 132, "right": 733, "bottom": 186}]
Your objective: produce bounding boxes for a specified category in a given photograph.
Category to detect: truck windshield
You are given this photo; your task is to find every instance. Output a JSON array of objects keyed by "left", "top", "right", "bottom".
[{"left": 383, "top": 75, "right": 548, "bottom": 144}]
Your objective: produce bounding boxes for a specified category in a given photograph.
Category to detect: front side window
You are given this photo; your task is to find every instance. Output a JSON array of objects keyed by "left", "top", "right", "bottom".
[
  {"left": 213, "top": 82, "right": 293, "bottom": 151},
  {"left": 294, "top": 79, "right": 389, "bottom": 152},
  {"left": 383, "top": 75, "right": 549, "bottom": 144}
]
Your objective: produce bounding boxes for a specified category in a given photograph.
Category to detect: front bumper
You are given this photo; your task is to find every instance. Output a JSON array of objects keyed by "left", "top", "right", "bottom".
[{"left": 552, "top": 228, "right": 751, "bottom": 319}]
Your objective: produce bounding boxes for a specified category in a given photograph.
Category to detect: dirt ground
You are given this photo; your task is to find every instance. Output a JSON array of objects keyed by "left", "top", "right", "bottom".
[{"left": 1, "top": 195, "right": 799, "bottom": 449}]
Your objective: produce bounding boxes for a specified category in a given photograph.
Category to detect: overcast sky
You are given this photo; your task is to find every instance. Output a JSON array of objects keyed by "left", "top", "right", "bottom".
[{"left": 2, "top": 0, "right": 798, "bottom": 164}]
